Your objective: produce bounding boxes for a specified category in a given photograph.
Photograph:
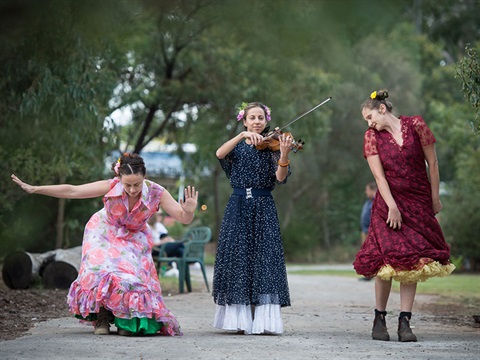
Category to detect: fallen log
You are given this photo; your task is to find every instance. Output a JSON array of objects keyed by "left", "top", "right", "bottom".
[{"left": 2, "top": 246, "right": 82, "bottom": 290}]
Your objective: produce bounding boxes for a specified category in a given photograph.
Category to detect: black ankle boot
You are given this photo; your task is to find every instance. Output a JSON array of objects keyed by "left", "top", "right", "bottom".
[
  {"left": 398, "top": 312, "right": 417, "bottom": 342},
  {"left": 372, "top": 309, "right": 390, "bottom": 341}
]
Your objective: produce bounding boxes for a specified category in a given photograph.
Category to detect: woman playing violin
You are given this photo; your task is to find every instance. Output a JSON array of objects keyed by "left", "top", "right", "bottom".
[{"left": 212, "top": 102, "right": 293, "bottom": 335}]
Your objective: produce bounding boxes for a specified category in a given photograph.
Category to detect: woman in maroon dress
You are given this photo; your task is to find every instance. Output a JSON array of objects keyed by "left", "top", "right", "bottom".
[{"left": 353, "top": 90, "right": 455, "bottom": 342}]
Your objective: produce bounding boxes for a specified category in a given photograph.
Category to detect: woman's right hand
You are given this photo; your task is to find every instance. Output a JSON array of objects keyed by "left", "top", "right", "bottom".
[
  {"left": 432, "top": 199, "right": 443, "bottom": 214},
  {"left": 11, "top": 174, "right": 35, "bottom": 194},
  {"left": 386, "top": 206, "right": 402, "bottom": 229},
  {"left": 243, "top": 131, "right": 264, "bottom": 146}
]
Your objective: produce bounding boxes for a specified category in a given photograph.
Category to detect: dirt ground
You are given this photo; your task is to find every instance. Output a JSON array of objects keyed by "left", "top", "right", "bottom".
[{"left": 0, "top": 284, "right": 70, "bottom": 341}]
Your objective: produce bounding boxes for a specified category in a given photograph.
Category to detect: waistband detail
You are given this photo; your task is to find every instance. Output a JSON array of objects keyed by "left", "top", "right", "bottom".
[{"left": 232, "top": 188, "right": 272, "bottom": 199}]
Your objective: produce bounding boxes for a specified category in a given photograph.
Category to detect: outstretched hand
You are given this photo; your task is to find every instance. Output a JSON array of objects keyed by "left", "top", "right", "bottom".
[
  {"left": 11, "top": 174, "right": 35, "bottom": 194},
  {"left": 179, "top": 185, "right": 198, "bottom": 213}
]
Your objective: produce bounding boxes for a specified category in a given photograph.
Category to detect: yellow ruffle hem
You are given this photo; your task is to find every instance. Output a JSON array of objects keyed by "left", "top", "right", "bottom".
[{"left": 376, "top": 260, "right": 456, "bottom": 284}]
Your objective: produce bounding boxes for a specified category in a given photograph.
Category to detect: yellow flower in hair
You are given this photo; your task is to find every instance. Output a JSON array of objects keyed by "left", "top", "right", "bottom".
[{"left": 370, "top": 91, "right": 377, "bottom": 100}]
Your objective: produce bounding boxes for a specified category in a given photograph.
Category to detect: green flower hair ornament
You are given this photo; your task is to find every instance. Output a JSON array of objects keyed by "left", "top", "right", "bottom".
[{"left": 236, "top": 102, "right": 272, "bottom": 121}]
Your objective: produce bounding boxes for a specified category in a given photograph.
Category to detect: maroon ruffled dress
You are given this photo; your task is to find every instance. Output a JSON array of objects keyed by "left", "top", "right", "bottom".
[{"left": 353, "top": 116, "right": 455, "bottom": 283}]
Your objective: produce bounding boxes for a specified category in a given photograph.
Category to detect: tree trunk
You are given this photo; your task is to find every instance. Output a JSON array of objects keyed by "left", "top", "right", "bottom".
[
  {"left": 322, "top": 188, "right": 331, "bottom": 248},
  {"left": 55, "top": 174, "right": 66, "bottom": 249}
]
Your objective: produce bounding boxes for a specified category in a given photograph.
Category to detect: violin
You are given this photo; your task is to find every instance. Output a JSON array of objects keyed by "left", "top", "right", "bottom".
[
  {"left": 255, "top": 127, "right": 305, "bottom": 153},
  {"left": 254, "top": 97, "right": 332, "bottom": 153}
]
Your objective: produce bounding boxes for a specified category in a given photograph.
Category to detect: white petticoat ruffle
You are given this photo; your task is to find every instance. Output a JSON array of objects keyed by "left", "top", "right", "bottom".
[{"left": 213, "top": 304, "right": 283, "bottom": 334}]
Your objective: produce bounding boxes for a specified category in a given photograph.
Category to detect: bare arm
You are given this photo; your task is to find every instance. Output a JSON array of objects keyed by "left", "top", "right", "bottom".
[
  {"left": 11, "top": 174, "right": 111, "bottom": 199},
  {"left": 160, "top": 186, "right": 198, "bottom": 224},
  {"left": 422, "top": 144, "right": 442, "bottom": 214},
  {"left": 216, "top": 131, "right": 265, "bottom": 159},
  {"left": 366, "top": 155, "right": 402, "bottom": 229}
]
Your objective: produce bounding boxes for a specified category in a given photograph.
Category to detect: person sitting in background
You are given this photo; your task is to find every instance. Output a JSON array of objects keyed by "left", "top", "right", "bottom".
[{"left": 150, "top": 212, "right": 184, "bottom": 259}]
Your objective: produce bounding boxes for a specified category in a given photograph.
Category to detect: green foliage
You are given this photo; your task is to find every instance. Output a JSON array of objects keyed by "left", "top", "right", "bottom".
[
  {"left": 455, "top": 44, "right": 480, "bottom": 133},
  {"left": 0, "top": 0, "right": 131, "bottom": 254},
  {"left": 442, "top": 145, "right": 480, "bottom": 269}
]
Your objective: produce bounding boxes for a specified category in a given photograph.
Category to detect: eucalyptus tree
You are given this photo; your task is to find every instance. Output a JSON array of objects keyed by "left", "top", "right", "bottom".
[{"left": 109, "top": 0, "right": 214, "bottom": 155}]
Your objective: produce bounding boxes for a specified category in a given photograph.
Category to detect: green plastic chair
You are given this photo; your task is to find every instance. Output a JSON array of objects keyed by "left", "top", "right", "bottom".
[{"left": 155, "top": 226, "right": 212, "bottom": 293}]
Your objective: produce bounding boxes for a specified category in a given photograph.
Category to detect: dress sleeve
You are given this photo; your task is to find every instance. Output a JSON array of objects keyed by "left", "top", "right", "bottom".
[
  {"left": 218, "top": 151, "right": 234, "bottom": 179},
  {"left": 363, "top": 128, "right": 378, "bottom": 158},
  {"left": 271, "top": 151, "right": 291, "bottom": 184},
  {"left": 412, "top": 116, "right": 436, "bottom": 146}
]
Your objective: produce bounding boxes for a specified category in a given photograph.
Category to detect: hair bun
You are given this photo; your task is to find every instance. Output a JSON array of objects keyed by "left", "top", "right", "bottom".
[
  {"left": 370, "top": 90, "right": 389, "bottom": 101},
  {"left": 376, "top": 90, "right": 389, "bottom": 101}
]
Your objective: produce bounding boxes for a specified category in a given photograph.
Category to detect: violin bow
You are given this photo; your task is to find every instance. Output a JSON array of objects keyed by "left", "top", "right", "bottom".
[
  {"left": 277, "top": 97, "right": 332, "bottom": 133},
  {"left": 263, "top": 97, "right": 332, "bottom": 140}
]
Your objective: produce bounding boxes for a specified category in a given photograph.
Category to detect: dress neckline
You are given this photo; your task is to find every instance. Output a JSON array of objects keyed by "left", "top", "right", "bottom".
[{"left": 386, "top": 116, "right": 407, "bottom": 150}]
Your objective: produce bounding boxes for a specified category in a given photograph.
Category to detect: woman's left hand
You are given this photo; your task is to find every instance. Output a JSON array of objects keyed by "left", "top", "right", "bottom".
[
  {"left": 279, "top": 133, "right": 293, "bottom": 157},
  {"left": 179, "top": 185, "right": 198, "bottom": 213}
]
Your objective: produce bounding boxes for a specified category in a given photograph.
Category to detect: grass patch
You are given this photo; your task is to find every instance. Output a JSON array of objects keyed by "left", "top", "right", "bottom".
[
  {"left": 392, "top": 273, "right": 480, "bottom": 299},
  {"left": 158, "top": 273, "right": 208, "bottom": 295},
  {"left": 288, "top": 269, "right": 479, "bottom": 300},
  {"left": 158, "top": 276, "right": 181, "bottom": 295},
  {"left": 288, "top": 269, "right": 358, "bottom": 277}
]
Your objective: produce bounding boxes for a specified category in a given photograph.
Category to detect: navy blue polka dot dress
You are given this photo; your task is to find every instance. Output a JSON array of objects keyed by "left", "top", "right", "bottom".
[{"left": 213, "top": 141, "right": 291, "bottom": 334}]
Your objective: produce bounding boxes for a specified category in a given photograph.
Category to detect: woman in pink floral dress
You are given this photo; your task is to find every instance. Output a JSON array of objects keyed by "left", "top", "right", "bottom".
[
  {"left": 353, "top": 90, "right": 455, "bottom": 343},
  {"left": 11, "top": 153, "right": 198, "bottom": 336}
]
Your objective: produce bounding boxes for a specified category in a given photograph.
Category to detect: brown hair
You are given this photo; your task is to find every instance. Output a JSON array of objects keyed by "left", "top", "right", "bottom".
[
  {"left": 367, "top": 181, "right": 377, "bottom": 191},
  {"left": 238, "top": 102, "right": 270, "bottom": 121},
  {"left": 111, "top": 153, "right": 146, "bottom": 177},
  {"left": 361, "top": 89, "right": 393, "bottom": 113}
]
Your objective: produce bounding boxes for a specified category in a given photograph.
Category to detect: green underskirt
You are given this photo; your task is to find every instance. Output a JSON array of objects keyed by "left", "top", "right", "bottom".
[{"left": 75, "top": 313, "right": 163, "bottom": 335}]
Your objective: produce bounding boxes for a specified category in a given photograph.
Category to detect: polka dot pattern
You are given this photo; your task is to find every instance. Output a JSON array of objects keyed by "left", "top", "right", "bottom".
[{"left": 213, "top": 141, "right": 291, "bottom": 307}]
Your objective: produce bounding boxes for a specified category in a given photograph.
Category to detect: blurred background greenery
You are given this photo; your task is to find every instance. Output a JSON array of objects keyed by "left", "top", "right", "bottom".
[{"left": 1, "top": 0, "right": 479, "bottom": 270}]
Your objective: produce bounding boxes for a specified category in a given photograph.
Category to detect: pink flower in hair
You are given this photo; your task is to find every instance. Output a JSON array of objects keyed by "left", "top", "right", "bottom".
[
  {"left": 114, "top": 158, "right": 121, "bottom": 174},
  {"left": 236, "top": 102, "right": 272, "bottom": 122},
  {"left": 236, "top": 110, "right": 245, "bottom": 121},
  {"left": 263, "top": 105, "right": 271, "bottom": 121}
]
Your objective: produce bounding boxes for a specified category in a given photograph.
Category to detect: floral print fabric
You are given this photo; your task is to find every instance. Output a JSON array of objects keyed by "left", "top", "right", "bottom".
[
  {"left": 354, "top": 116, "right": 454, "bottom": 282},
  {"left": 67, "top": 178, "right": 181, "bottom": 336}
]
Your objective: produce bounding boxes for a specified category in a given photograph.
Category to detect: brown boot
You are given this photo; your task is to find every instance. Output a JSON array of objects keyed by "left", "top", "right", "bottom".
[
  {"left": 398, "top": 314, "right": 417, "bottom": 342},
  {"left": 372, "top": 310, "right": 390, "bottom": 341},
  {"left": 94, "top": 307, "right": 111, "bottom": 335}
]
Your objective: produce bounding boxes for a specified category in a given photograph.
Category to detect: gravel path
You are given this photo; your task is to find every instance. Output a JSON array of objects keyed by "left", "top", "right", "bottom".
[{"left": 2, "top": 265, "right": 478, "bottom": 360}]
